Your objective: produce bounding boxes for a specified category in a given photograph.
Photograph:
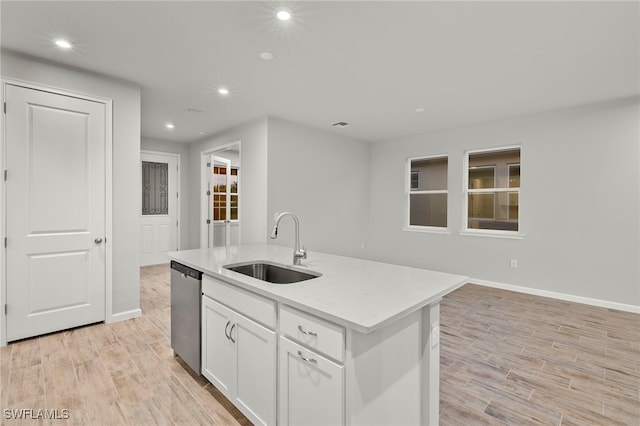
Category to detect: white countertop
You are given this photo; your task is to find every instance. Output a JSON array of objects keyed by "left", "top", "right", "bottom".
[{"left": 168, "top": 244, "right": 468, "bottom": 334}]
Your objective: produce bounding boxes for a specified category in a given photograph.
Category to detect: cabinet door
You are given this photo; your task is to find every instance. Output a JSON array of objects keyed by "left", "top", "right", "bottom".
[
  {"left": 279, "top": 337, "right": 345, "bottom": 426},
  {"left": 202, "top": 296, "right": 235, "bottom": 396},
  {"left": 234, "top": 314, "right": 276, "bottom": 426}
]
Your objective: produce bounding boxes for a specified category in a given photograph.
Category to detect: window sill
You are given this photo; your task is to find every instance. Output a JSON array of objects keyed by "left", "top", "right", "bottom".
[
  {"left": 458, "top": 230, "right": 525, "bottom": 240},
  {"left": 402, "top": 226, "right": 451, "bottom": 235}
]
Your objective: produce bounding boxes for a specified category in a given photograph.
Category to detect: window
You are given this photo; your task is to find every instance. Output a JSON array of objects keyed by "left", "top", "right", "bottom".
[
  {"left": 508, "top": 164, "right": 520, "bottom": 220},
  {"left": 141, "top": 161, "right": 169, "bottom": 215},
  {"left": 212, "top": 166, "right": 239, "bottom": 221},
  {"left": 407, "top": 155, "right": 448, "bottom": 228},
  {"left": 410, "top": 171, "right": 419, "bottom": 190},
  {"left": 465, "top": 147, "right": 520, "bottom": 233}
]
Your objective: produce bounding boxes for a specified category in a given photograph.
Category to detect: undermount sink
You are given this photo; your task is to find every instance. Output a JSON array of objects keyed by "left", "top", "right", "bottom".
[{"left": 224, "top": 261, "right": 321, "bottom": 284}]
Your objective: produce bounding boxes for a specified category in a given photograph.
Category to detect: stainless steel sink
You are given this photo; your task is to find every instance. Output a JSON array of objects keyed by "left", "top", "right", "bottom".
[{"left": 224, "top": 261, "right": 321, "bottom": 284}]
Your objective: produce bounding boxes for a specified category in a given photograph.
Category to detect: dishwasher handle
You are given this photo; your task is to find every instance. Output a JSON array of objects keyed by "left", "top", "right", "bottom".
[{"left": 171, "top": 261, "right": 202, "bottom": 280}]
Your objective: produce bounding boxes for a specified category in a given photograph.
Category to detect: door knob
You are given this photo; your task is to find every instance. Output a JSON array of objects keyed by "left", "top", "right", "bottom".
[{"left": 94, "top": 238, "right": 103, "bottom": 244}]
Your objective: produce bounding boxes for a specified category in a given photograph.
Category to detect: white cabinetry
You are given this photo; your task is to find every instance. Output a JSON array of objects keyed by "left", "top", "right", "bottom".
[
  {"left": 279, "top": 303, "right": 441, "bottom": 426},
  {"left": 200, "top": 274, "right": 442, "bottom": 426},
  {"left": 201, "top": 276, "right": 276, "bottom": 426},
  {"left": 278, "top": 305, "right": 346, "bottom": 425},
  {"left": 279, "top": 336, "right": 344, "bottom": 426}
]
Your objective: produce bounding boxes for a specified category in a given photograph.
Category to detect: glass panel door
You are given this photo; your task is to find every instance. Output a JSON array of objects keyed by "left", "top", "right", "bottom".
[
  {"left": 141, "top": 161, "right": 169, "bottom": 215},
  {"left": 208, "top": 155, "right": 231, "bottom": 247}
]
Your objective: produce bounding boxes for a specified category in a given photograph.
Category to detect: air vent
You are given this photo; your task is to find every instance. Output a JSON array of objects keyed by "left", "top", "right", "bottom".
[
  {"left": 332, "top": 121, "right": 350, "bottom": 128},
  {"left": 186, "top": 107, "right": 204, "bottom": 114}
]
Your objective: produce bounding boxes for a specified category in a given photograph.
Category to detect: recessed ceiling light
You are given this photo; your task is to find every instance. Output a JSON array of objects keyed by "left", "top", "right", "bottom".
[
  {"left": 275, "top": 7, "right": 292, "bottom": 21},
  {"left": 415, "top": 108, "right": 425, "bottom": 113},
  {"left": 260, "top": 52, "right": 275, "bottom": 61},
  {"left": 54, "top": 38, "right": 73, "bottom": 49},
  {"left": 165, "top": 123, "right": 175, "bottom": 130},
  {"left": 218, "top": 88, "right": 230, "bottom": 95}
]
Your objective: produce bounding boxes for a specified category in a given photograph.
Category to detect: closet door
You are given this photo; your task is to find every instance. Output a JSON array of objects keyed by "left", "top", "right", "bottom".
[{"left": 5, "top": 84, "right": 106, "bottom": 341}]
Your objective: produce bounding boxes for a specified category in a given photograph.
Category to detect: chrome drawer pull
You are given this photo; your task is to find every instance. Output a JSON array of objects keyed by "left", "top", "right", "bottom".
[
  {"left": 229, "top": 323, "right": 236, "bottom": 343},
  {"left": 298, "top": 325, "right": 317, "bottom": 336},
  {"left": 224, "top": 321, "right": 231, "bottom": 340},
  {"left": 297, "top": 350, "right": 317, "bottom": 364}
]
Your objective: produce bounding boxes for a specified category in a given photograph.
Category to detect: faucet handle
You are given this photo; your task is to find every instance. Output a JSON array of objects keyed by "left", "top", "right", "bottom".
[{"left": 295, "top": 245, "right": 307, "bottom": 259}]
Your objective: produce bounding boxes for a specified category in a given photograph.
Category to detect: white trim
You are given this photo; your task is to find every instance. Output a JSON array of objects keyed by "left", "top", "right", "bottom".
[
  {"left": 110, "top": 308, "right": 142, "bottom": 323},
  {"left": 458, "top": 230, "right": 524, "bottom": 239},
  {"left": 1, "top": 82, "right": 6, "bottom": 346},
  {"left": 471, "top": 278, "right": 640, "bottom": 314},
  {"left": 410, "top": 189, "right": 448, "bottom": 195},
  {"left": 468, "top": 187, "right": 520, "bottom": 194},
  {"left": 466, "top": 144, "right": 522, "bottom": 155},
  {"left": 104, "top": 99, "right": 114, "bottom": 324},
  {"left": 402, "top": 226, "right": 451, "bottom": 235},
  {"left": 0, "top": 78, "right": 114, "bottom": 343}
]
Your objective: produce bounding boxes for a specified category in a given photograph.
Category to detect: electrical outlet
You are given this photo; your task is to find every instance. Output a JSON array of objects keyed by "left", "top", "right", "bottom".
[{"left": 510, "top": 259, "right": 518, "bottom": 268}]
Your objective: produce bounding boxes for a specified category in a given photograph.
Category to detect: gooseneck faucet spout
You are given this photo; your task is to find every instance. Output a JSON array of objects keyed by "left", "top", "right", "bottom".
[{"left": 270, "top": 212, "right": 306, "bottom": 265}]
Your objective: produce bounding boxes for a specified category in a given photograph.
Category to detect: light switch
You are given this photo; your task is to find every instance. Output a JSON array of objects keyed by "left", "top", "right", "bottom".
[{"left": 431, "top": 321, "right": 440, "bottom": 349}]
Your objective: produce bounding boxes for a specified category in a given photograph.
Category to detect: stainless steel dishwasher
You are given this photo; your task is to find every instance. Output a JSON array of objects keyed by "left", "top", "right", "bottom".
[{"left": 170, "top": 261, "right": 202, "bottom": 374}]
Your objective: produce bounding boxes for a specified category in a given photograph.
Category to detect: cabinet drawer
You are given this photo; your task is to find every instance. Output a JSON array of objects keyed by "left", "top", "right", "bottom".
[
  {"left": 203, "top": 275, "right": 276, "bottom": 329},
  {"left": 279, "top": 305, "right": 345, "bottom": 362}
]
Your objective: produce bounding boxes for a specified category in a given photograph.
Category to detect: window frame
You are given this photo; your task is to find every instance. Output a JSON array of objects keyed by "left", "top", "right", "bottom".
[
  {"left": 461, "top": 145, "right": 523, "bottom": 239},
  {"left": 404, "top": 154, "right": 450, "bottom": 234},
  {"left": 212, "top": 165, "right": 240, "bottom": 224}
]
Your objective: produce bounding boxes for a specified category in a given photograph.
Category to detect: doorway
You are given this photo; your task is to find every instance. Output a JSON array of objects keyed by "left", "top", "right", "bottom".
[
  {"left": 201, "top": 143, "right": 241, "bottom": 248},
  {"left": 140, "top": 151, "right": 180, "bottom": 266}
]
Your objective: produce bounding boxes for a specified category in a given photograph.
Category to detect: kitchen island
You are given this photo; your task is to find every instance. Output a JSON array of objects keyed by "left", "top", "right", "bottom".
[{"left": 169, "top": 244, "right": 467, "bottom": 426}]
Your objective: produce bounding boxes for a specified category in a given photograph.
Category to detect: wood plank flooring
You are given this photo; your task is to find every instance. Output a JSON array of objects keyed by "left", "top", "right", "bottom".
[
  {"left": 1, "top": 264, "right": 638, "bottom": 425},
  {"left": 440, "top": 284, "right": 640, "bottom": 425},
  {"left": 1, "top": 265, "right": 250, "bottom": 426}
]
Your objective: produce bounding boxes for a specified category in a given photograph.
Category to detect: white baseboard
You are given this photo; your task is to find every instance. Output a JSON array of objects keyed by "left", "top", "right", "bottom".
[
  {"left": 108, "top": 308, "right": 142, "bottom": 323},
  {"left": 471, "top": 279, "right": 640, "bottom": 314}
]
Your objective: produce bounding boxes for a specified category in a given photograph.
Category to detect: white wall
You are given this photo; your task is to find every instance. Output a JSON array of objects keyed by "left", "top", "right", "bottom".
[
  {"left": 214, "top": 148, "right": 240, "bottom": 168},
  {"left": 141, "top": 137, "right": 190, "bottom": 250},
  {"left": 267, "top": 117, "right": 370, "bottom": 258},
  {"left": 367, "top": 97, "right": 640, "bottom": 308},
  {"left": 1, "top": 50, "right": 142, "bottom": 318},
  {"left": 187, "top": 118, "right": 268, "bottom": 249}
]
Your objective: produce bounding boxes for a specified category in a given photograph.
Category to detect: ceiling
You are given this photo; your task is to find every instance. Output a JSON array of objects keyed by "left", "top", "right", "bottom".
[{"left": 1, "top": 1, "right": 638, "bottom": 143}]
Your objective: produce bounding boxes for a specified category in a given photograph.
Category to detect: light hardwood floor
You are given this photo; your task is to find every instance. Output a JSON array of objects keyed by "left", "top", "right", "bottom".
[
  {"left": 1, "top": 264, "right": 638, "bottom": 425},
  {"left": 440, "top": 284, "right": 639, "bottom": 425}
]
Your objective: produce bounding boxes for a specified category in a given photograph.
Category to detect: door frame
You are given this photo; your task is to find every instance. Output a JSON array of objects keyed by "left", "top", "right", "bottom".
[
  {"left": 0, "top": 78, "right": 114, "bottom": 347},
  {"left": 140, "top": 149, "right": 182, "bottom": 260},
  {"left": 200, "top": 142, "right": 241, "bottom": 249}
]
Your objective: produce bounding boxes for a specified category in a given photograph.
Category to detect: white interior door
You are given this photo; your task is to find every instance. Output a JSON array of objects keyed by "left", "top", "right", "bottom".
[
  {"left": 4, "top": 84, "right": 106, "bottom": 342},
  {"left": 140, "top": 152, "right": 178, "bottom": 266}
]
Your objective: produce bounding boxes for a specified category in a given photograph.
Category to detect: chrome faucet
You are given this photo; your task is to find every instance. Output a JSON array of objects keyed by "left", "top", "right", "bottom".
[{"left": 270, "top": 212, "right": 307, "bottom": 265}]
